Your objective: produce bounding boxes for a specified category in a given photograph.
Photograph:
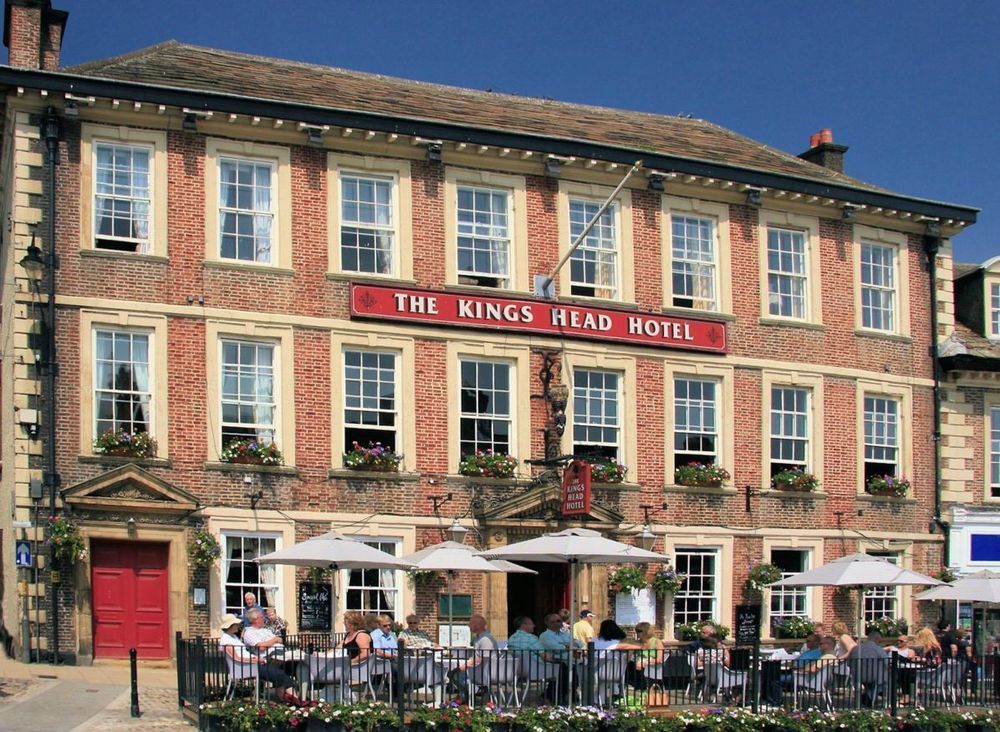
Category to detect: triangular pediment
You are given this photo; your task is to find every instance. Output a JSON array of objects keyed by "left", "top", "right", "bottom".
[
  {"left": 481, "top": 484, "right": 623, "bottom": 525},
  {"left": 62, "top": 464, "right": 199, "bottom": 514}
]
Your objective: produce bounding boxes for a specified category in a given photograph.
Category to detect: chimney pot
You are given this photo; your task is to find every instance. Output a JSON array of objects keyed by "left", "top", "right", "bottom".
[
  {"left": 809, "top": 133, "right": 822, "bottom": 149},
  {"left": 820, "top": 128, "right": 834, "bottom": 144}
]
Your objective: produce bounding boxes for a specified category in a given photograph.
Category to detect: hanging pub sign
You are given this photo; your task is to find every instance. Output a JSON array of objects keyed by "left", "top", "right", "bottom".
[
  {"left": 562, "top": 460, "right": 592, "bottom": 516},
  {"left": 351, "top": 284, "right": 727, "bottom": 353}
]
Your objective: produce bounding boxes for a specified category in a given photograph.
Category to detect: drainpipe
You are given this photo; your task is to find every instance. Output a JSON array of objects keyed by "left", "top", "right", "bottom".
[
  {"left": 41, "top": 108, "right": 60, "bottom": 664},
  {"left": 924, "top": 228, "right": 949, "bottom": 564}
]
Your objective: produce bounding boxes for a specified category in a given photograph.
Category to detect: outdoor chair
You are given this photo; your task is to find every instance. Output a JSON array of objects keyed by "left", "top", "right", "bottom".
[
  {"left": 793, "top": 663, "right": 834, "bottom": 711},
  {"left": 915, "top": 660, "right": 964, "bottom": 707},
  {"left": 487, "top": 651, "right": 521, "bottom": 707},
  {"left": 306, "top": 653, "right": 351, "bottom": 703},
  {"left": 371, "top": 656, "right": 395, "bottom": 702},
  {"left": 593, "top": 652, "right": 628, "bottom": 708},
  {"left": 658, "top": 652, "right": 696, "bottom": 693},
  {"left": 349, "top": 655, "right": 378, "bottom": 701},
  {"left": 517, "top": 652, "right": 563, "bottom": 705},
  {"left": 223, "top": 653, "right": 261, "bottom": 702},
  {"left": 853, "top": 656, "right": 890, "bottom": 709},
  {"left": 402, "top": 651, "right": 447, "bottom": 705},
  {"left": 703, "top": 661, "right": 746, "bottom": 703}
]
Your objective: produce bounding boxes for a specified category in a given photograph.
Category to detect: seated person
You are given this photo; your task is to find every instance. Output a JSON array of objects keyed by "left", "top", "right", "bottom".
[
  {"left": 686, "top": 623, "right": 718, "bottom": 654},
  {"left": 398, "top": 613, "right": 437, "bottom": 649},
  {"left": 794, "top": 634, "right": 823, "bottom": 666},
  {"left": 508, "top": 615, "right": 560, "bottom": 702},
  {"left": 241, "top": 592, "right": 264, "bottom": 627},
  {"left": 448, "top": 614, "right": 497, "bottom": 703},
  {"left": 914, "top": 627, "right": 944, "bottom": 668},
  {"left": 264, "top": 607, "right": 287, "bottom": 637},
  {"left": 370, "top": 614, "right": 398, "bottom": 659},
  {"left": 850, "top": 629, "right": 890, "bottom": 707},
  {"left": 539, "top": 613, "right": 583, "bottom": 704},
  {"left": 242, "top": 608, "right": 285, "bottom": 660},
  {"left": 794, "top": 635, "right": 838, "bottom": 679},
  {"left": 594, "top": 619, "right": 642, "bottom": 651},
  {"left": 219, "top": 613, "right": 300, "bottom": 704},
  {"left": 627, "top": 622, "right": 665, "bottom": 690},
  {"left": 336, "top": 611, "right": 373, "bottom": 665}
]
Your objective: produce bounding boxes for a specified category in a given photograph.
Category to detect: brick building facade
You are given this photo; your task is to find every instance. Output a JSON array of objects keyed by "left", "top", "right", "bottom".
[{"left": 0, "top": 0, "right": 983, "bottom": 663}]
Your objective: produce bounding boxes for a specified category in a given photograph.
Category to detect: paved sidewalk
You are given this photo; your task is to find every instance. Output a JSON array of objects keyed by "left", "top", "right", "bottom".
[{"left": 0, "top": 657, "right": 190, "bottom": 730}]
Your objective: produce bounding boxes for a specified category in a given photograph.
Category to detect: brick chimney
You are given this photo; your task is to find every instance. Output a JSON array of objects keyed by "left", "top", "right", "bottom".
[
  {"left": 798, "top": 128, "right": 849, "bottom": 173},
  {"left": 3, "top": 0, "right": 68, "bottom": 70}
]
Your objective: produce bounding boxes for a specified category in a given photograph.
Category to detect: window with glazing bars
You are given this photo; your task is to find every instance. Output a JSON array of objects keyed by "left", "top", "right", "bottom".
[
  {"left": 220, "top": 340, "right": 275, "bottom": 447},
  {"left": 674, "top": 377, "right": 718, "bottom": 471},
  {"left": 860, "top": 243, "right": 896, "bottom": 331},
  {"left": 346, "top": 539, "right": 400, "bottom": 618},
  {"left": 569, "top": 198, "right": 618, "bottom": 299},
  {"left": 992, "top": 407, "right": 1000, "bottom": 498},
  {"left": 673, "top": 548, "right": 718, "bottom": 629},
  {"left": 223, "top": 533, "right": 279, "bottom": 616},
  {"left": 864, "top": 553, "right": 899, "bottom": 622},
  {"left": 766, "top": 227, "right": 807, "bottom": 318},
  {"left": 770, "top": 387, "right": 809, "bottom": 479},
  {"left": 459, "top": 360, "right": 511, "bottom": 456},
  {"left": 94, "top": 329, "right": 151, "bottom": 438},
  {"left": 344, "top": 349, "right": 397, "bottom": 452},
  {"left": 671, "top": 215, "right": 717, "bottom": 310},
  {"left": 341, "top": 174, "right": 394, "bottom": 274},
  {"left": 457, "top": 186, "right": 510, "bottom": 288},
  {"left": 769, "top": 549, "right": 809, "bottom": 620},
  {"left": 219, "top": 157, "right": 274, "bottom": 263},
  {"left": 573, "top": 368, "right": 620, "bottom": 461},
  {"left": 864, "top": 396, "right": 899, "bottom": 484},
  {"left": 94, "top": 142, "right": 152, "bottom": 253}
]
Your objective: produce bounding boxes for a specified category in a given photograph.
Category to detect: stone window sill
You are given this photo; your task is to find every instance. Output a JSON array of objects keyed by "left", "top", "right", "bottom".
[
  {"left": 79, "top": 454, "right": 172, "bottom": 468},
  {"left": 204, "top": 461, "right": 299, "bottom": 476},
  {"left": 329, "top": 468, "right": 421, "bottom": 482}
]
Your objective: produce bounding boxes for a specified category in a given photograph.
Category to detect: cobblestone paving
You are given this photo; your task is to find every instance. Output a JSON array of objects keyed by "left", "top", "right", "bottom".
[
  {"left": 74, "top": 686, "right": 192, "bottom": 730},
  {"left": 0, "top": 677, "right": 45, "bottom": 704}
]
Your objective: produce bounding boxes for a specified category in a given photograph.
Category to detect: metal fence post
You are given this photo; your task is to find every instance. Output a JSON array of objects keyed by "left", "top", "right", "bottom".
[
  {"left": 193, "top": 636, "right": 205, "bottom": 716},
  {"left": 176, "top": 632, "right": 186, "bottom": 710},
  {"left": 889, "top": 651, "right": 898, "bottom": 716},
  {"left": 395, "top": 639, "right": 405, "bottom": 724},
  {"left": 583, "top": 641, "right": 594, "bottom": 706}
]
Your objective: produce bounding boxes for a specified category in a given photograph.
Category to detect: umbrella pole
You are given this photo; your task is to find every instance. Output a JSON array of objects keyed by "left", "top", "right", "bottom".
[{"left": 568, "top": 559, "right": 576, "bottom": 709}]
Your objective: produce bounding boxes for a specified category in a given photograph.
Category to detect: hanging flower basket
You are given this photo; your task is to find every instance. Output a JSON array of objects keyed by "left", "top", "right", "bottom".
[
  {"left": 187, "top": 529, "right": 221, "bottom": 568},
  {"left": 674, "top": 462, "right": 730, "bottom": 488},
  {"left": 608, "top": 565, "right": 647, "bottom": 593},
  {"left": 343, "top": 441, "right": 402, "bottom": 472},
  {"left": 220, "top": 438, "right": 284, "bottom": 466},
  {"left": 651, "top": 565, "right": 686, "bottom": 595},
  {"left": 93, "top": 428, "right": 157, "bottom": 459},
  {"left": 746, "top": 561, "right": 783, "bottom": 592},
  {"left": 49, "top": 515, "right": 86, "bottom": 563}
]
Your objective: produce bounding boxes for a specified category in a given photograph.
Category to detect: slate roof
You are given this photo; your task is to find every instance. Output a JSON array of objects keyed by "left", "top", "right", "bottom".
[
  {"left": 66, "top": 41, "right": 891, "bottom": 194},
  {"left": 952, "top": 322, "right": 1000, "bottom": 360},
  {"left": 953, "top": 262, "right": 979, "bottom": 279}
]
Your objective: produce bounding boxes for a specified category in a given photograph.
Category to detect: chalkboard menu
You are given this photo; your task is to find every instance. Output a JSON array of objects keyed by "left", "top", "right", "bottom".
[
  {"left": 298, "top": 583, "right": 332, "bottom": 631},
  {"left": 735, "top": 604, "right": 761, "bottom": 646}
]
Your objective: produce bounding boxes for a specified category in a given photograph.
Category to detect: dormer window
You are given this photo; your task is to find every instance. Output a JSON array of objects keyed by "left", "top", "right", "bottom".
[{"left": 991, "top": 283, "right": 1000, "bottom": 339}]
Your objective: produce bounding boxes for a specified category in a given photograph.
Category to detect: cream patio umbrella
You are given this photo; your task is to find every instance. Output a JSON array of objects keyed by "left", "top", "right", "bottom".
[
  {"left": 914, "top": 570, "right": 1000, "bottom": 604},
  {"left": 400, "top": 540, "right": 536, "bottom": 643},
  {"left": 770, "top": 552, "right": 943, "bottom": 637},
  {"left": 478, "top": 527, "right": 669, "bottom": 706},
  {"left": 257, "top": 531, "right": 414, "bottom": 631}
]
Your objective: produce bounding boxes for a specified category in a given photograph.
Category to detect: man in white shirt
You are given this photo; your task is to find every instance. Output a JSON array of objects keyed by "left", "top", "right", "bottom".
[{"left": 242, "top": 608, "right": 285, "bottom": 658}]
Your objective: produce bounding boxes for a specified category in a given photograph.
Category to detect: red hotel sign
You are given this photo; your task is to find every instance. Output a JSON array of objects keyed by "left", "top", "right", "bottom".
[
  {"left": 562, "top": 460, "right": 592, "bottom": 516},
  {"left": 350, "top": 284, "right": 727, "bottom": 353}
]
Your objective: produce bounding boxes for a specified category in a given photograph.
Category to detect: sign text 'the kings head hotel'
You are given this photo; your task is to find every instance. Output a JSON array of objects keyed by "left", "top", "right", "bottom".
[{"left": 351, "top": 284, "right": 727, "bottom": 353}]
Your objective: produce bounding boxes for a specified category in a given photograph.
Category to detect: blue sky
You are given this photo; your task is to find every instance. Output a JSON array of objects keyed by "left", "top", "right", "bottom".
[{"left": 54, "top": 0, "right": 998, "bottom": 264}]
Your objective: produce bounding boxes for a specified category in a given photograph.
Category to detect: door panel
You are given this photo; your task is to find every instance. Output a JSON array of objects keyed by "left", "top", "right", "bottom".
[{"left": 91, "top": 541, "right": 170, "bottom": 659}]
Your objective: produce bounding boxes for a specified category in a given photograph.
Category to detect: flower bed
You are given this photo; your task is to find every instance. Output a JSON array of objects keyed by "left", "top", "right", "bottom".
[
  {"left": 343, "top": 441, "right": 402, "bottom": 472},
  {"left": 458, "top": 449, "right": 518, "bottom": 478}
]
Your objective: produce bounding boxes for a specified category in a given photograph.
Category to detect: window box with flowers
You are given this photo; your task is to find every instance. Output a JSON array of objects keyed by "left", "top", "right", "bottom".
[
  {"left": 771, "top": 468, "right": 819, "bottom": 493},
  {"left": 746, "top": 561, "right": 784, "bottom": 593},
  {"left": 609, "top": 565, "right": 648, "bottom": 594},
  {"left": 866, "top": 616, "right": 908, "bottom": 637},
  {"left": 458, "top": 450, "right": 519, "bottom": 479},
  {"left": 770, "top": 615, "right": 815, "bottom": 639},
  {"left": 865, "top": 474, "right": 910, "bottom": 498},
  {"left": 674, "top": 462, "right": 731, "bottom": 488},
  {"left": 651, "top": 565, "right": 686, "bottom": 596},
  {"left": 675, "top": 619, "right": 730, "bottom": 641},
  {"left": 187, "top": 529, "right": 221, "bottom": 568},
  {"left": 93, "top": 428, "right": 157, "bottom": 459},
  {"left": 220, "top": 438, "right": 284, "bottom": 466},
  {"left": 590, "top": 458, "right": 627, "bottom": 484},
  {"left": 50, "top": 515, "right": 87, "bottom": 563},
  {"left": 343, "top": 441, "right": 402, "bottom": 472}
]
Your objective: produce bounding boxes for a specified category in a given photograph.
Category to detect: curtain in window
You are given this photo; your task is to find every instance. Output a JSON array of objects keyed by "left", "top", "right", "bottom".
[
  {"left": 375, "top": 232, "right": 392, "bottom": 274},
  {"left": 259, "top": 561, "right": 277, "bottom": 599},
  {"left": 379, "top": 569, "right": 396, "bottom": 612},
  {"left": 134, "top": 200, "right": 150, "bottom": 253},
  {"left": 253, "top": 167, "right": 273, "bottom": 261},
  {"left": 692, "top": 263, "right": 714, "bottom": 310},
  {"left": 594, "top": 252, "right": 616, "bottom": 299}
]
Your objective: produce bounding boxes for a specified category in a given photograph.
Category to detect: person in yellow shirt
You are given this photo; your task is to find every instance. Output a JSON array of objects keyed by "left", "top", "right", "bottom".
[{"left": 572, "top": 609, "right": 596, "bottom": 645}]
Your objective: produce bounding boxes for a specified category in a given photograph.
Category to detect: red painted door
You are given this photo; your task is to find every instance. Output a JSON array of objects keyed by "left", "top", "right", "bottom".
[{"left": 91, "top": 540, "right": 170, "bottom": 659}]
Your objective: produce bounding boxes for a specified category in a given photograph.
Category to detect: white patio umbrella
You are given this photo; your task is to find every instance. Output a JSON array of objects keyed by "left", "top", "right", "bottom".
[
  {"left": 258, "top": 531, "right": 414, "bottom": 631},
  {"left": 770, "top": 552, "right": 942, "bottom": 636},
  {"left": 915, "top": 570, "right": 1000, "bottom": 603},
  {"left": 400, "top": 540, "right": 536, "bottom": 644},
  {"left": 478, "top": 527, "right": 669, "bottom": 706}
]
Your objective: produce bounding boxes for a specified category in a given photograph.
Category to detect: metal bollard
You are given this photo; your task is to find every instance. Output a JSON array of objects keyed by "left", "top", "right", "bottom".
[{"left": 129, "top": 647, "right": 141, "bottom": 718}]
